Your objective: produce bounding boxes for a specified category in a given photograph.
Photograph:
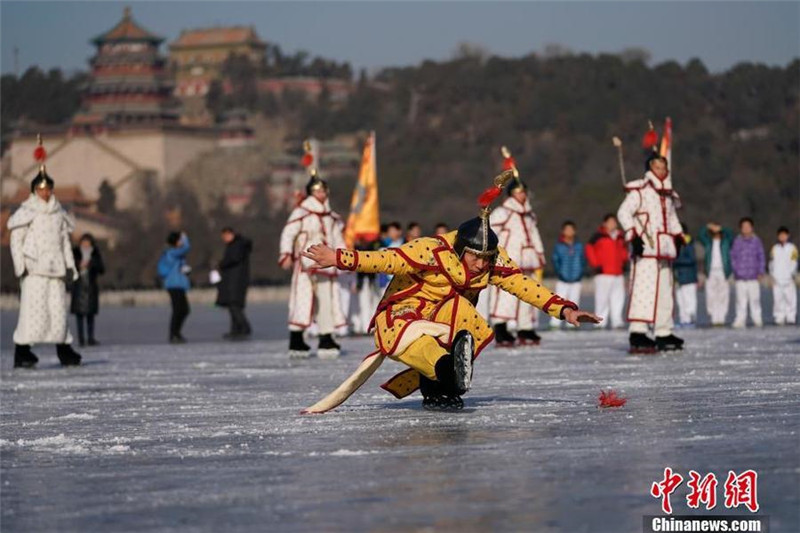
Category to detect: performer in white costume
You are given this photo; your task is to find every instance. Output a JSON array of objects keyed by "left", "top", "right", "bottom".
[
  {"left": 279, "top": 169, "right": 346, "bottom": 358},
  {"left": 616, "top": 131, "right": 684, "bottom": 354},
  {"left": 9, "top": 138, "right": 82, "bottom": 368},
  {"left": 488, "top": 147, "right": 546, "bottom": 346}
]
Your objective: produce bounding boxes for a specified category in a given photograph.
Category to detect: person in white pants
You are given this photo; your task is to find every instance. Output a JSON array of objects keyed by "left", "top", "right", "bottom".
[
  {"left": 672, "top": 227, "right": 699, "bottom": 327},
  {"left": 769, "top": 226, "right": 798, "bottom": 325},
  {"left": 548, "top": 221, "right": 586, "bottom": 329},
  {"left": 698, "top": 223, "right": 734, "bottom": 326},
  {"left": 585, "top": 214, "right": 628, "bottom": 329},
  {"left": 729, "top": 218, "right": 766, "bottom": 328}
]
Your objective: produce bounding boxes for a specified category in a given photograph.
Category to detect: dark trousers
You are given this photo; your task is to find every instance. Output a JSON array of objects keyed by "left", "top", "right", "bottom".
[
  {"left": 168, "top": 289, "right": 190, "bottom": 337},
  {"left": 228, "top": 306, "right": 251, "bottom": 335},
  {"left": 75, "top": 314, "right": 95, "bottom": 344}
]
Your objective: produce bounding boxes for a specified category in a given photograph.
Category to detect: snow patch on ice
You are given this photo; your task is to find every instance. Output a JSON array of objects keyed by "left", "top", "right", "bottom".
[
  {"left": 54, "top": 413, "right": 96, "bottom": 420},
  {"left": 3, "top": 433, "right": 136, "bottom": 456}
]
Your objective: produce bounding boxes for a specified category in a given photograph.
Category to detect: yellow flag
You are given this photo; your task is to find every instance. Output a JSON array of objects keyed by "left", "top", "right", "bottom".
[{"left": 344, "top": 132, "right": 380, "bottom": 247}]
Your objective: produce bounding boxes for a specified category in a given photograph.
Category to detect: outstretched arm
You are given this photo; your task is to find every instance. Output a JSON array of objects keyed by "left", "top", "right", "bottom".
[
  {"left": 490, "top": 248, "right": 601, "bottom": 326},
  {"left": 303, "top": 243, "right": 419, "bottom": 276}
]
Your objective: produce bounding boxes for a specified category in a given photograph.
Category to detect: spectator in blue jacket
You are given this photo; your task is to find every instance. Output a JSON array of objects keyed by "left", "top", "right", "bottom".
[
  {"left": 158, "top": 231, "right": 191, "bottom": 343},
  {"left": 549, "top": 221, "right": 586, "bottom": 328}
]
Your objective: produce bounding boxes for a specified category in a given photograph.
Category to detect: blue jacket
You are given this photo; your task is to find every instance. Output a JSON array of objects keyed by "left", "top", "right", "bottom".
[
  {"left": 159, "top": 235, "right": 191, "bottom": 291},
  {"left": 552, "top": 239, "right": 586, "bottom": 282},
  {"left": 672, "top": 235, "right": 699, "bottom": 285}
]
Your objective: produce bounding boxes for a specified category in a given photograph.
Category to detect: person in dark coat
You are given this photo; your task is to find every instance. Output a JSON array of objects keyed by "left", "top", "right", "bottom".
[
  {"left": 216, "top": 227, "right": 253, "bottom": 339},
  {"left": 70, "top": 233, "right": 105, "bottom": 346}
]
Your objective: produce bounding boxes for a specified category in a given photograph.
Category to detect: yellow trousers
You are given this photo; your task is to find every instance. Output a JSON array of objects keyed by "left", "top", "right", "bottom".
[{"left": 375, "top": 295, "right": 495, "bottom": 398}]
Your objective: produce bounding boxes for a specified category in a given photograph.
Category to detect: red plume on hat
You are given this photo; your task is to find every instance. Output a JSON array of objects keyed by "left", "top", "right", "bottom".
[
  {"left": 642, "top": 120, "right": 659, "bottom": 150},
  {"left": 300, "top": 139, "right": 314, "bottom": 169},
  {"left": 33, "top": 134, "right": 47, "bottom": 164},
  {"left": 477, "top": 169, "right": 515, "bottom": 209}
]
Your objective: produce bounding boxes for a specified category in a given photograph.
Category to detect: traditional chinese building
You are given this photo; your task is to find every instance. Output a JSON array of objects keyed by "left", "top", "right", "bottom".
[
  {"left": 2, "top": 7, "right": 218, "bottom": 210},
  {"left": 73, "top": 6, "right": 179, "bottom": 128},
  {"left": 169, "top": 26, "right": 267, "bottom": 125}
]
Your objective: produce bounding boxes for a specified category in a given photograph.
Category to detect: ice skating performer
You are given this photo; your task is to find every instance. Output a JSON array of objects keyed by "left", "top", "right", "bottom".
[
  {"left": 279, "top": 141, "right": 346, "bottom": 358},
  {"left": 301, "top": 170, "right": 600, "bottom": 413},
  {"left": 488, "top": 147, "right": 547, "bottom": 346},
  {"left": 8, "top": 136, "right": 82, "bottom": 368},
  {"left": 614, "top": 120, "right": 684, "bottom": 354}
]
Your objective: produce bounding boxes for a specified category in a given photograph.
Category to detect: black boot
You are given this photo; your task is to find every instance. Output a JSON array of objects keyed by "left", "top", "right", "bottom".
[
  {"left": 56, "top": 344, "right": 82, "bottom": 366},
  {"left": 656, "top": 334, "right": 685, "bottom": 352},
  {"left": 629, "top": 333, "right": 657, "bottom": 355},
  {"left": 448, "top": 330, "right": 474, "bottom": 394},
  {"left": 317, "top": 334, "right": 341, "bottom": 359},
  {"left": 517, "top": 329, "right": 541, "bottom": 346},
  {"left": 493, "top": 322, "right": 516, "bottom": 347},
  {"left": 289, "top": 331, "right": 311, "bottom": 359},
  {"left": 14, "top": 344, "right": 38, "bottom": 369},
  {"left": 419, "top": 375, "right": 465, "bottom": 411}
]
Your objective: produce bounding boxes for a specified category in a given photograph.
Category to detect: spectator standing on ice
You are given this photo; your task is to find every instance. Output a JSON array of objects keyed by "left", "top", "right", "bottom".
[
  {"left": 352, "top": 237, "right": 381, "bottom": 335},
  {"left": 279, "top": 170, "right": 346, "bottom": 358},
  {"left": 769, "top": 226, "right": 798, "bottom": 325},
  {"left": 158, "top": 231, "right": 191, "bottom": 343},
  {"left": 585, "top": 214, "right": 628, "bottom": 329},
  {"left": 71, "top": 233, "right": 105, "bottom": 346},
  {"left": 216, "top": 227, "right": 253, "bottom": 340},
  {"left": 698, "top": 222, "right": 734, "bottom": 326},
  {"left": 8, "top": 141, "right": 82, "bottom": 368},
  {"left": 549, "top": 221, "right": 586, "bottom": 329},
  {"left": 730, "top": 217, "right": 766, "bottom": 328},
  {"left": 434, "top": 222, "right": 449, "bottom": 236},
  {"left": 672, "top": 224, "right": 699, "bottom": 327}
]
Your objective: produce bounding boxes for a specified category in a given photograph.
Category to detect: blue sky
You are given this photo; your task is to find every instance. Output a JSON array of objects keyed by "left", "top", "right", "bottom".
[{"left": 1, "top": 1, "right": 798, "bottom": 76}]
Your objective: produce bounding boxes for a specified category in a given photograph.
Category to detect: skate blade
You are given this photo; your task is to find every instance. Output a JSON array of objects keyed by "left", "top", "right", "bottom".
[
  {"left": 454, "top": 335, "right": 474, "bottom": 392},
  {"left": 628, "top": 347, "right": 658, "bottom": 355},
  {"left": 289, "top": 350, "right": 311, "bottom": 359},
  {"left": 495, "top": 341, "right": 516, "bottom": 348},
  {"left": 317, "top": 349, "right": 341, "bottom": 360},
  {"left": 517, "top": 340, "right": 541, "bottom": 346}
]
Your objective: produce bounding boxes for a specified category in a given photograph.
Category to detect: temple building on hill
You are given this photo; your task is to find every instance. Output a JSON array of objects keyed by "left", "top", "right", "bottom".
[
  {"left": 169, "top": 27, "right": 267, "bottom": 125},
  {"left": 1, "top": 7, "right": 221, "bottom": 211},
  {"left": 73, "top": 6, "right": 180, "bottom": 128}
]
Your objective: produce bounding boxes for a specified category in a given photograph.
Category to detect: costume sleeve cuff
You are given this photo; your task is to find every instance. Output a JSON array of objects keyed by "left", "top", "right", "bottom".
[
  {"left": 335, "top": 249, "right": 359, "bottom": 271},
  {"left": 542, "top": 294, "right": 579, "bottom": 319}
]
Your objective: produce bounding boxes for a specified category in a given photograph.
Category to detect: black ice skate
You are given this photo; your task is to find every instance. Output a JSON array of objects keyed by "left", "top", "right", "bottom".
[
  {"left": 14, "top": 344, "right": 38, "bottom": 369},
  {"left": 656, "top": 334, "right": 684, "bottom": 352},
  {"left": 628, "top": 333, "right": 657, "bottom": 355},
  {"left": 317, "top": 334, "right": 341, "bottom": 360},
  {"left": 493, "top": 323, "right": 516, "bottom": 347},
  {"left": 56, "top": 344, "right": 82, "bottom": 367},
  {"left": 289, "top": 331, "right": 311, "bottom": 359},
  {"left": 517, "top": 329, "right": 541, "bottom": 346},
  {"left": 419, "top": 375, "right": 464, "bottom": 412}
]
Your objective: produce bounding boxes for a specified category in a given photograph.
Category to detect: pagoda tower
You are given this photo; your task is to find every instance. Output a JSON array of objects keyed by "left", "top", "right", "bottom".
[{"left": 73, "top": 6, "right": 179, "bottom": 128}]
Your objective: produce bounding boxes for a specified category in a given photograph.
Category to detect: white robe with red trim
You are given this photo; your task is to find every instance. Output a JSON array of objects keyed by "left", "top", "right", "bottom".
[
  {"left": 487, "top": 196, "right": 545, "bottom": 327},
  {"left": 617, "top": 171, "right": 682, "bottom": 323},
  {"left": 279, "top": 196, "right": 346, "bottom": 330}
]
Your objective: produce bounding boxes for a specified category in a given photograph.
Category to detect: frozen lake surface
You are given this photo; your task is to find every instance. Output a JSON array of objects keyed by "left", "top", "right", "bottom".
[{"left": 1, "top": 305, "right": 799, "bottom": 532}]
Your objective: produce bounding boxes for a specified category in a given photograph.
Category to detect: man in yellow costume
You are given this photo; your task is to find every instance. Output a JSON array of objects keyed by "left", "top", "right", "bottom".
[{"left": 302, "top": 171, "right": 601, "bottom": 412}]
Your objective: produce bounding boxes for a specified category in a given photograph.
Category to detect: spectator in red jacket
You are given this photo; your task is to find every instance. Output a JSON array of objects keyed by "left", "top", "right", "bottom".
[{"left": 586, "top": 214, "right": 628, "bottom": 329}]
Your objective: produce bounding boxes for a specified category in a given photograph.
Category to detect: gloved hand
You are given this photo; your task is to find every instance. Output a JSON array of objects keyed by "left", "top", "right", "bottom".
[{"left": 631, "top": 236, "right": 645, "bottom": 258}]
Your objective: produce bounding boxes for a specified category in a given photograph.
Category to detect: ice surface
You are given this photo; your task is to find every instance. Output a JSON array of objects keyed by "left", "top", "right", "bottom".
[{"left": 1, "top": 305, "right": 799, "bottom": 532}]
